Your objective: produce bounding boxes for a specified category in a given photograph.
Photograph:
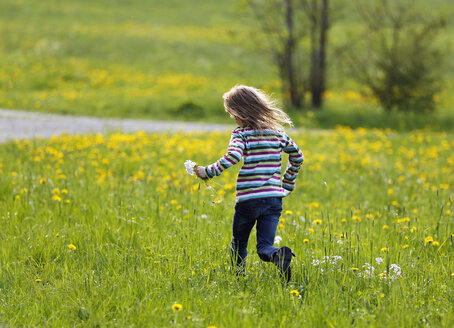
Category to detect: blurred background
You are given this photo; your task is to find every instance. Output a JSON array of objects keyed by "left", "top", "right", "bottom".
[{"left": 1, "top": 0, "right": 453, "bottom": 130}]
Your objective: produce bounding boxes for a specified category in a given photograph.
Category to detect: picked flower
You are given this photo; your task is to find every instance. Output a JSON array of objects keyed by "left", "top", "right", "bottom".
[{"left": 184, "top": 160, "right": 197, "bottom": 176}]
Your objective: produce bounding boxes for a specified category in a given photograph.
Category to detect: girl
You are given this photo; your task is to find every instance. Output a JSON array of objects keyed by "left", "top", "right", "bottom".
[{"left": 195, "top": 85, "right": 304, "bottom": 281}]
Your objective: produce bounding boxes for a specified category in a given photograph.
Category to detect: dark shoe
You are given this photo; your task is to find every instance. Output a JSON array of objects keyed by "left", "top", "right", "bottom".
[{"left": 272, "top": 246, "right": 295, "bottom": 282}]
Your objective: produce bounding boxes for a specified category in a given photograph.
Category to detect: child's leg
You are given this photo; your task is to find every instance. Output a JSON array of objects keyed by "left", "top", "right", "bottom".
[
  {"left": 255, "top": 197, "right": 282, "bottom": 261},
  {"left": 230, "top": 201, "right": 260, "bottom": 271}
]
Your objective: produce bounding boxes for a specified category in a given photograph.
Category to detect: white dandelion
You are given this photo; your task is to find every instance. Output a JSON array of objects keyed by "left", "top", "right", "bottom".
[{"left": 184, "top": 160, "right": 197, "bottom": 176}]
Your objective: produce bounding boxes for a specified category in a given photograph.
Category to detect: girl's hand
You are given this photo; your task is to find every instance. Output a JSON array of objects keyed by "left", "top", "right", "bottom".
[{"left": 194, "top": 166, "right": 207, "bottom": 179}]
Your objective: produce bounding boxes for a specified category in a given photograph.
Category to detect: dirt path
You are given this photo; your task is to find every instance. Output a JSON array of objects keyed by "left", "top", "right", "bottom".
[{"left": 0, "top": 108, "right": 232, "bottom": 142}]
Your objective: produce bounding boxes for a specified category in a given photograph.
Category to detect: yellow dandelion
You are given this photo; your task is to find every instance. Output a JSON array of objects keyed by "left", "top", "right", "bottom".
[
  {"left": 424, "top": 236, "right": 433, "bottom": 244},
  {"left": 171, "top": 303, "right": 182, "bottom": 311},
  {"left": 432, "top": 241, "right": 440, "bottom": 247},
  {"left": 351, "top": 267, "right": 359, "bottom": 272},
  {"left": 451, "top": 272, "right": 454, "bottom": 277},
  {"left": 402, "top": 244, "right": 409, "bottom": 249},
  {"left": 341, "top": 218, "right": 347, "bottom": 223},
  {"left": 387, "top": 188, "right": 394, "bottom": 195},
  {"left": 53, "top": 195, "right": 62, "bottom": 202},
  {"left": 170, "top": 199, "right": 178, "bottom": 205},
  {"left": 313, "top": 219, "right": 322, "bottom": 225},
  {"left": 366, "top": 214, "right": 374, "bottom": 219},
  {"left": 55, "top": 233, "right": 60, "bottom": 238},
  {"left": 285, "top": 210, "right": 293, "bottom": 215},
  {"left": 53, "top": 188, "right": 60, "bottom": 195},
  {"left": 68, "top": 244, "right": 77, "bottom": 251},
  {"left": 303, "top": 239, "right": 309, "bottom": 244},
  {"left": 380, "top": 293, "right": 385, "bottom": 298},
  {"left": 380, "top": 247, "right": 389, "bottom": 252},
  {"left": 65, "top": 199, "right": 70, "bottom": 204},
  {"left": 35, "top": 278, "right": 42, "bottom": 283},
  {"left": 40, "top": 178, "right": 47, "bottom": 185},
  {"left": 207, "top": 326, "right": 216, "bottom": 328},
  {"left": 308, "top": 228, "right": 314, "bottom": 234},
  {"left": 62, "top": 189, "right": 69, "bottom": 194},
  {"left": 352, "top": 215, "right": 361, "bottom": 223},
  {"left": 278, "top": 223, "right": 285, "bottom": 229},
  {"left": 382, "top": 225, "right": 390, "bottom": 230},
  {"left": 290, "top": 290, "right": 300, "bottom": 296},
  {"left": 15, "top": 195, "right": 20, "bottom": 201},
  {"left": 379, "top": 273, "right": 387, "bottom": 278}
]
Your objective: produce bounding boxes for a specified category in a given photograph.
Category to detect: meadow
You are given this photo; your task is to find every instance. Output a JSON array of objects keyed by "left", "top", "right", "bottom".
[
  {"left": 1, "top": 0, "right": 454, "bottom": 130},
  {"left": 1, "top": 128, "right": 453, "bottom": 327}
]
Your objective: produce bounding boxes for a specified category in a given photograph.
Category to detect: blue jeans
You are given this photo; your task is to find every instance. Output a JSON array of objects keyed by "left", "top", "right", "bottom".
[{"left": 230, "top": 197, "right": 283, "bottom": 269}]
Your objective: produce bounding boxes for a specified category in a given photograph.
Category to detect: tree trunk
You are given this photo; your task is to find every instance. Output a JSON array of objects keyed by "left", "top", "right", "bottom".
[
  {"left": 285, "top": 0, "right": 303, "bottom": 108},
  {"left": 311, "top": 0, "right": 328, "bottom": 109}
]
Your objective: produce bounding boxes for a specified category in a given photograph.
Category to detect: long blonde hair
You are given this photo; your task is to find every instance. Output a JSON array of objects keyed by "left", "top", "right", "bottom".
[{"left": 223, "top": 85, "right": 293, "bottom": 131}]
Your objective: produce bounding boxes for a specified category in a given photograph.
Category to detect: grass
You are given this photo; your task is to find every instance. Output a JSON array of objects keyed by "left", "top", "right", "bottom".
[
  {"left": 0, "top": 0, "right": 453, "bottom": 130},
  {"left": 1, "top": 129, "right": 453, "bottom": 327}
]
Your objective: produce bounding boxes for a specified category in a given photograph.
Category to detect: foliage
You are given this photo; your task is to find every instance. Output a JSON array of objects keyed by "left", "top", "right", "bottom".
[
  {"left": 1, "top": 129, "right": 453, "bottom": 326},
  {"left": 346, "top": 0, "right": 450, "bottom": 112}
]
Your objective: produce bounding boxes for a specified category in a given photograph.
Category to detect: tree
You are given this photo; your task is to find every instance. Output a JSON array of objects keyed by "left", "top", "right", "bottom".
[
  {"left": 239, "top": 0, "right": 332, "bottom": 109},
  {"left": 346, "top": 0, "right": 449, "bottom": 112}
]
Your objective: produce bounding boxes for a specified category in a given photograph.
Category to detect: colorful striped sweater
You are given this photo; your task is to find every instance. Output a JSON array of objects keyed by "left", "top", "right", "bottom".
[{"left": 204, "top": 126, "right": 304, "bottom": 203}]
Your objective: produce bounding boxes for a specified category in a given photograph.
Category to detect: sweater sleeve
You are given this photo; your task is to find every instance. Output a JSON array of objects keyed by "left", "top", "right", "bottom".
[
  {"left": 204, "top": 129, "right": 245, "bottom": 179},
  {"left": 282, "top": 134, "right": 304, "bottom": 192}
]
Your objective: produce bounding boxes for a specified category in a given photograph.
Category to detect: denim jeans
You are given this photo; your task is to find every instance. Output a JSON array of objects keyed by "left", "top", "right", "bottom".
[{"left": 230, "top": 197, "right": 283, "bottom": 270}]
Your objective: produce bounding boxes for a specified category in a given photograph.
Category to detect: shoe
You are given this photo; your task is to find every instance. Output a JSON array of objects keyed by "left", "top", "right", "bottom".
[{"left": 272, "top": 246, "right": 295, "bottom": 282}]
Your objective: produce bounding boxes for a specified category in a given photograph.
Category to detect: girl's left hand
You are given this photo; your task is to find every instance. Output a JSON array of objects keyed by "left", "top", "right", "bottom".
[{"left": 194, "top": 166, "right": 207, "bottom": 179}]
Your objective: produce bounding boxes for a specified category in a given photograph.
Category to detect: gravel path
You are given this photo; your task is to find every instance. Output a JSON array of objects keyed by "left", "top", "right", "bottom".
[{"left": 0, "top": 108, "right": 232, "bottom": 142}]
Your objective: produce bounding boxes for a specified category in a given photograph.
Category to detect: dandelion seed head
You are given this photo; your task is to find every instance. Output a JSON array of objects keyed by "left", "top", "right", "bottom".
[{"left": 184, "top": 160, "right": 197, "bottom": 176}]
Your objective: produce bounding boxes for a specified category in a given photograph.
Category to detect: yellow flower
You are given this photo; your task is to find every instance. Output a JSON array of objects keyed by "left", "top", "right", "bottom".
[
  {"left": 352, "top": 215, "right": 361, "bottom": 223},
  {"left": 285, "top": 210, "right": 293, "bottom": 215},
  {"left": 53, "top": 195, "right": 62, "bottom": 202},
  {"left": 380, "top": 293, "right": 385, "bottom": 298},
  {"left": 170, "top": 199, "right": 178, "bottom": 205},
  {"left": 62, "top": 189, "right": 69, "bottom": 194},
  {"left": 278, "top": 223, "right": 285, "bottom": 229},
  {"left": 351, "top": 267, "right": 359, "bottom": 272},
  {"left": 55, "top": 233, "right": 60, "bottom": 238},
  {"left": 53, "top": 188, "right": 60, "bottom": 195},
  {"left": 382, "top": 225, "right": 390, "bottom": 230},
  {"left": 380, "top": 247, "right": 389, "bottom": 252},
  {"left": 341, "top": 218, "right": 347, "bottom": 223},
  {"left": 68, "top": 244, "right": 77, "bottom": 250},
  {"left": 379, "top": 273, "right": 387, "bottom": 278},
  {"left": 432, "top": 241, "right": 440, "bottom": 247},
  {"left": 35, "top": 278, "right": 41, "bottom": 283},
  {"left": 171, "top": 303, "right": 182, "bottom": 311},
  {"left": 308, "top": 228, "right": 314, "bottom": 233},
  {"left": 40, "top": 178, "right": 47, "bottom": 185},
  {"left": 15, "top": 195, "right": 20, "bottom": 201},
  {"left": 303, "top": 239, "right": 309, "bottom": 244},
  {"left": 366, "top": 214, "right": 374, "bottom": 219},
  {"left": 313, "top": 219, "right": 322, "bottom": 225},
  {"left": 207, "top": 326, "right": 217, "bottom": 328},
  {"left": 402, "top": 244, "right": 409, "bottom": 249},
  {"left": 387, "top": 188, "right": 394, "bottom": 195},
  {"left": 424, "top": 236, "right": 433, "bottom": 244},
  {"left": 290, "top": 290, "right": 300, "bottom": 296},
  {"left": 451, "top": 272, "right": 454, "bottom": 277}
]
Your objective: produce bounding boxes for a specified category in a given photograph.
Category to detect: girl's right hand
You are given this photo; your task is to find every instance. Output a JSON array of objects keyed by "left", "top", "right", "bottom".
[{"left": 194, "top": 166, "right": 207, "bottom": 179}]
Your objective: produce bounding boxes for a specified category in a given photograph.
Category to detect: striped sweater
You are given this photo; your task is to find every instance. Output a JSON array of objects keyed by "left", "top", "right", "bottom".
[{"left": 204, "top": 126, "right": 304, "bottom": 203}]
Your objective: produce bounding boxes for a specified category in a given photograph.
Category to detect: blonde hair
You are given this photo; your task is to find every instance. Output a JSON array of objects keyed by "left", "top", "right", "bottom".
[{"left": 223, "top": 85, "right": 293, "bottom": 131}]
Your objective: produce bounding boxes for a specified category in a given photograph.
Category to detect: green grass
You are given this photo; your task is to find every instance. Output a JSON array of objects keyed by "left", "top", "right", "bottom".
[
  {"left": 1, "top": 129, "right": 453, "bottom": 327},
  {"left": 0, "top": 0, "right": 453, "bottom": 130}
]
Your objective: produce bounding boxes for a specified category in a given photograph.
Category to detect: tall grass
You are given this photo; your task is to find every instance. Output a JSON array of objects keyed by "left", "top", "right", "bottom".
[{"left": 1, "top": 129, "right": 453, "bottom": 326}]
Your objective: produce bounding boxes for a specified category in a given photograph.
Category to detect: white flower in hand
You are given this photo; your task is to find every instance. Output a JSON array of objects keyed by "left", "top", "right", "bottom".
[{"left": 184, "top": 160, "right": 197, "bottom": 176}]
